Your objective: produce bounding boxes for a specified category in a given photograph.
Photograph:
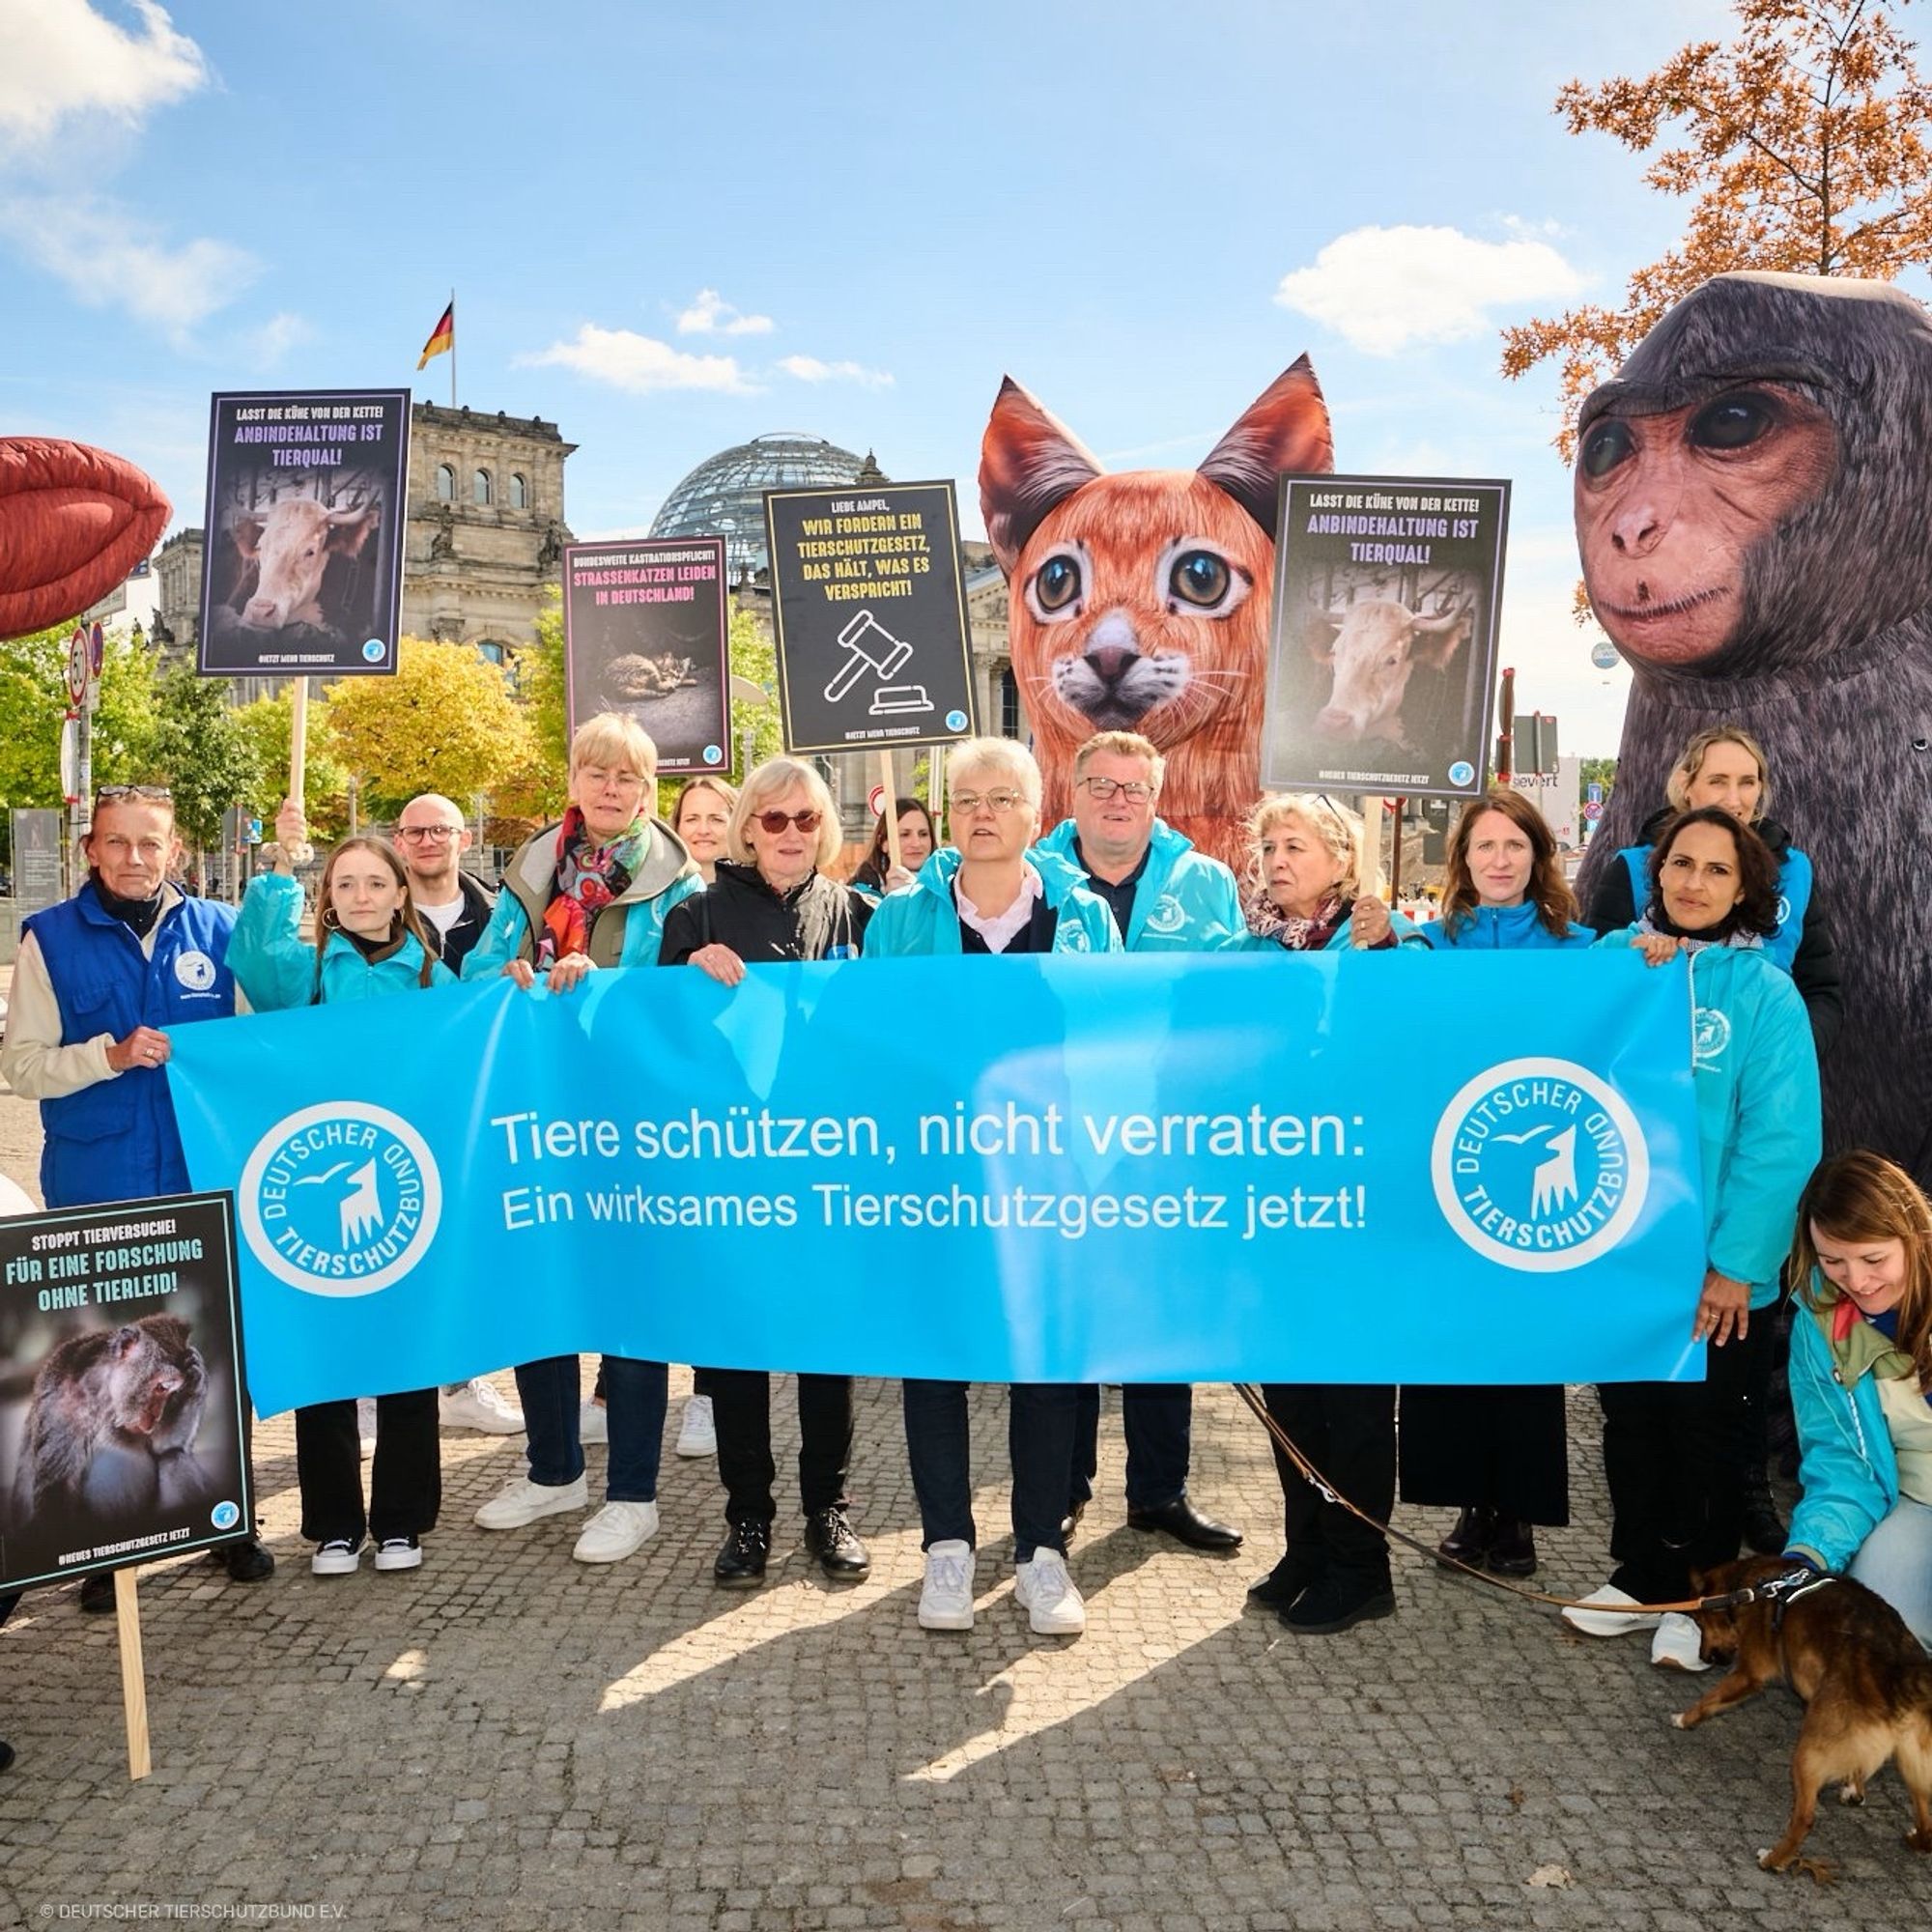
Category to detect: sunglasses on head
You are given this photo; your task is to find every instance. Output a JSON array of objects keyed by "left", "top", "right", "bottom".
[
  {"left": 96, "top": 784, "right": 173, "bottom": 803},
  {"left": 755, "top": 810, "right": 821, "bottom": 834}
]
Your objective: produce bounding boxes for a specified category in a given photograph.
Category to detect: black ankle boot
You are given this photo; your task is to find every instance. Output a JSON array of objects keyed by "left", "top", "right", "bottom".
[
  {"left": 1485, "top": 1517, "right": 1537, "bottom": 1577},
  {"left": 1435, "top": 1506, "right": 1494, "bottom": 1568},
  {"left": 1741, "top": 1465, "right": 1787, "bottom": 1554}
]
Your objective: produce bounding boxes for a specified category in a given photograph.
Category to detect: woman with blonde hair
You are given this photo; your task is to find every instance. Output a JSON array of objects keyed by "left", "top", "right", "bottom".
[
  {"left": 669, "top": 775, "right": 738, "bottom": 887},
  {"left": 1236, "top": 793, "right": 1419, "bottom": 954}
]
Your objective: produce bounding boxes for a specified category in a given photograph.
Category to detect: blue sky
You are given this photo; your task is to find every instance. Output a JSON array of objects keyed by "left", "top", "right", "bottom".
[{"left": 0, "top": 0, "right": 1805, "bottom": 753}]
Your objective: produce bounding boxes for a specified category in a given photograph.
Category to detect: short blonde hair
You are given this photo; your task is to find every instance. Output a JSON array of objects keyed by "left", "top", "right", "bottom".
[
  {"left": 727, "top": 756, "right": 841, "bottom": 869},
  {"left": 1665, "top": 724, "right": 1772, "bottom": 821},
  {"left": 570, "top": 712, "right": 658, "bottom": 785},
  {"left": 672, "top": 775, "right": 739, "bottom": 828},
  {"left": 1246, "top": 792, "right": 1363, "bottom": 902},
  {"left": 949, "top": 736, "right": 1040, "bottom": 806},
  {"left": 1073, "top": 730, "right": 1164, "bottom": 790}
]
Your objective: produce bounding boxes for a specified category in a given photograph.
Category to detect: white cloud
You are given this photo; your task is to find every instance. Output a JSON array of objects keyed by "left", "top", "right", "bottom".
[
  {"left": 0, "top": 193, "right": 256, "bottom": 335},
  {"left": 675, "top": 287, "right": 774, "bottom": 336},
  {"left": 0, "top": 0, "right": 209, "bottom": 150},
  {"left": 247, "top": 310, "right": 313, "bottom": 367},
  {"left": 1274, "top": 223, "right": 1586, "bottom": 356},
  {"left": 778, "top": 355, "right": 894, "bottom": 388},
  {"left": 519, "top": 324, "right": 754, "bottom": 395}
]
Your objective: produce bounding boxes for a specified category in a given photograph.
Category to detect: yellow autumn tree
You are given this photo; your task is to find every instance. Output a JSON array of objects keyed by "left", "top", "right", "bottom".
[
  {"left": 324, "top": 637, "right": 533, "bottom": 819},
  {"left": 1503, "top": 0, "right": 1932, "bottom": 450}
]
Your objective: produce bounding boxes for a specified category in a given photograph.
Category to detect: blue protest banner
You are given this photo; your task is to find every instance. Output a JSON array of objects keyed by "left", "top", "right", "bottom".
[{"left": 166, "top": 952, "right": 1706, "bottom": 1415}]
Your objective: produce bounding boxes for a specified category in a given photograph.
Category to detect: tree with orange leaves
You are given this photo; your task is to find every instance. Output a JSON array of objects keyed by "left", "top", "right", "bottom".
[{"left": 1503, "top": 0, "right": 1932, "bottom": 450}]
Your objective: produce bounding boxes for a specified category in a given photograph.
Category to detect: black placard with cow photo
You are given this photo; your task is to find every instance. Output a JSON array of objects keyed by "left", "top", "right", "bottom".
[
  {"left": 197, "top": 388, "right": 412, "bottom": 678},
  {"left": 1263, "top": 473, "right": 1510, "bottom": 798},
  {"left": 0, "top": 1192, "right": 253, "bottom": 1594},
  {"left": 562, "top": 537, "right": 731, "bottom": 775}
]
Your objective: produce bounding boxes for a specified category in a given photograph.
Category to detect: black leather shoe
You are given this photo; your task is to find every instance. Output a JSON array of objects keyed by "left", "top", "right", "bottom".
[
  {"left": 803, "top": 1507, "right": 870, "bottom": 1581},
  {"left": 1742, "top": 1470, "right": 1787, "bottom": 1555},
  {"left": 222, "top": 1537, "right": 275, "bottom": 1583},
  {"left": 1247, "top": 1553, "right": 1323, "bottom": 1610},
  {"left": 0, "top": 1736, "right": 14, "bottom": 1774},
  {"left": 1126, "top": 1496, "right": 1242, "bottom": 1551},
  {"left": 1484, "top": 1518, "right": 1537, "bottom": 1578},
  {"left": 1281, "top": 1575, "right": 1396, "bottom": 1634},
  {"left": 714, "top": 1519, "right": 771, "bottom": 1587},
  {"left": 1435, "top": 1505, "right": 1494, "bottom": 1569},
  {"left": 78, "top": 1569, "right": 117, "bottom": 1614}
]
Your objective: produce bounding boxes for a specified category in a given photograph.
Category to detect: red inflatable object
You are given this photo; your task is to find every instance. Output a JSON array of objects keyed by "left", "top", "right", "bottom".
[{"left": 0, "top": 438, "right": 171, "bottom": 640}]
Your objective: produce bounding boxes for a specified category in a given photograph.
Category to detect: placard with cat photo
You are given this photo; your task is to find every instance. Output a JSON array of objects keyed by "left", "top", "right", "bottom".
[
  {"left": 1264, "top": 473, "right": 1510, "bottom": 799},
  {"left": 563, "top": 536, "right": 731, "bottom": 776},
  {"left": 764, "top": 480, "right": 978, "bottom": 755},
  {"left": 0, "top": 1192, "right": 253, "bottom": 1593}
]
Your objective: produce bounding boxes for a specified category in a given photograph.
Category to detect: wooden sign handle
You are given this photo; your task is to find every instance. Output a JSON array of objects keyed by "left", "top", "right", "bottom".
[
  {"left": 114, "top": 1567, "right": 152, "bottom": 1780},
  {"left": 879, "top": 750, "right": 902, "bottom": 874}
]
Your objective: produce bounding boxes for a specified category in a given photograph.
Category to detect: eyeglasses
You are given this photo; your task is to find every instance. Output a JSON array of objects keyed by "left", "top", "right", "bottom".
[
  {"left": 950, "top": 790, "right": 1026, "bottom": 816},
  {"left": 396, "top": 825, "right": 461, "bottom": 842},
  {"left": 96, "top": 784, "right": 172, "bottom": 803},
  {"left": 754, "top": 810, "right": 822, "bottom": 834},
  {"left": 1077, "top": 776, "right": 1155, "bottom": 804}
]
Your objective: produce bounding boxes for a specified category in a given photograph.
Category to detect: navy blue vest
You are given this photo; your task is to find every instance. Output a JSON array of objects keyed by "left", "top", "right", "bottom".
[
  {"left": 1619, "top": 842, "right": 1812, "bottom": 973},
  {"left": 23, "top": 885, "right": 237, "bottom": 1207}
]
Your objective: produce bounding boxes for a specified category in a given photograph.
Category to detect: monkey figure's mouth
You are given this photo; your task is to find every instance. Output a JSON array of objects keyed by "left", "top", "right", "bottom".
[{"left": 1591, "top": 582, "right": 1732, "bottom": 624}]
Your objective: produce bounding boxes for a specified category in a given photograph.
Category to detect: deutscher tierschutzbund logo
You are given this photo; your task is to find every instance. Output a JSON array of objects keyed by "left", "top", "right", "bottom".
[
  {"left": 240, "top": 1101, "right": 441, "bottom": 1296},
  {"left": 1430, "top": 1058, "right": 1648, "bottom": 1272}
]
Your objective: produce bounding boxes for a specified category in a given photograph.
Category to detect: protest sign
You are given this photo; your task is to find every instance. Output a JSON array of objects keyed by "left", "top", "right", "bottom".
[
  {"left": 169, "top": 952, "right": 1706, "bottom": 1414},
  {"left": 1264, "top": 474, "right": 1510, "bottom": 798},
  {"left": 563, "top": 536, "right": 730, "bottom": 774},
  {"left": 0, "top": 1192, "right": 252, "bottom": 1594},
  {"left": 764, "top": 480, "right": 977, "bottom": 754},
  {"left": 197, "top": 388, "right": 412, "bottom": 678}
]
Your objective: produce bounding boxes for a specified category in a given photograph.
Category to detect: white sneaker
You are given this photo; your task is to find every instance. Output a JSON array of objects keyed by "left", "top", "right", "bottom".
[
  {"left": 579, "top": 1399, "right": 608, "bottom": 1445},
  {"left": 440, "top": 1378, "right": 525, "bottom": 1435},
  {"left": 917, "top": 1540, "right": 976, "bottom": 1631},
  {"left": 356, "top": 1398, "right": 377, "bottom": 1461},
  {"left": 572, "top": 1499, "right": 660, "bottom": 1564},
  {"left": 1651, "top": 1611, "right": 1712, "bottom": 1671},
  {"left": 311, "top": 1537, "right": 362, "bottom": 1577},
  {"left": 675, "top": 1393, "right": 716, "bottom": 1458},
  {"left": 1561, "top": 1583, "right": 1664, "bottom": 1637},
  {"left": 473, "top": 1472, "right": 588, "bottom": 1530},
  {"left": 1013, "top": 1549, "right": 1087, "bottom": 1635},
  {"left": 373, "top": 1536, "right": 422, "bottom": 1573}
]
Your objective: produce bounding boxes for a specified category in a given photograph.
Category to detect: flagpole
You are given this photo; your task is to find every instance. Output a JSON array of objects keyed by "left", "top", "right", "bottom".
[{"left": 449, "top": 288, "right": 456, "bottom": 409}]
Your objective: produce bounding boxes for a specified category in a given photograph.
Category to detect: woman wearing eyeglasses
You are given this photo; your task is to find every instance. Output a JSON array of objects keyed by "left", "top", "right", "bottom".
[{"left": 657, "top": 757, "right": 873, "bottom": 1589}]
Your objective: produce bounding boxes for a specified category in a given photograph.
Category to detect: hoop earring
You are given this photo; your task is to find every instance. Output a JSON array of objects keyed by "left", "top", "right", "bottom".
[{"left": 321, "top": 908, "right": 339, "bottom": 929}]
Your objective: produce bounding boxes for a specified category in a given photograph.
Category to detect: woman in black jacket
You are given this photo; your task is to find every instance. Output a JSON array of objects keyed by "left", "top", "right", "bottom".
[{"left": 658, "top": 756, "right": 871, "bottom": 1589}]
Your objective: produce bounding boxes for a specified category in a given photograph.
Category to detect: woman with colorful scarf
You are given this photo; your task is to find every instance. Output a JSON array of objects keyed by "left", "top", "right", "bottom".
[
  {"left": 1565, "top": 808, "right": 1820, "bottom": 1671},
  {"left": 1236, "top": 794, "right": 1421, "bottom": 1638},
  {"left": 463, "top": 713, "right": 701, "bottom": 1567}
]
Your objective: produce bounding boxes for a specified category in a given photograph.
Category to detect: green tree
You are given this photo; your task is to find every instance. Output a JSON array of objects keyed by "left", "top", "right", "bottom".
[
  {"left": 493, "top": 593, "right": 570, "bottom": 827},
  {"left": 150, "top": 659, "right": 262, "bottom": 856},
  {"left": 0, "top": 625, "right": 163, "bottom": 816},
  {"left": 324, "top": 636, "right": 532, "bottom": 818},
  {"left": 1578, "top": 754, "right": 1618, "bottom": 806},
  {"left": 233, "top": 687, "right": 351, "bottom": 838}
]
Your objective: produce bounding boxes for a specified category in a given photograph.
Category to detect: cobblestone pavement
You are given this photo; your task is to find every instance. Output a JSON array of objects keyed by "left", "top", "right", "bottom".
[{"left": 2, "top": 1079, "right": 1930, "bottom": 1930}]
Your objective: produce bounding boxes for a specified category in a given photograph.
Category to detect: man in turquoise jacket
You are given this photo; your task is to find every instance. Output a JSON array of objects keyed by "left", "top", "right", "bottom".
[{"left": 1034, "top": 730, "right": 1244, "bottom": 1555}]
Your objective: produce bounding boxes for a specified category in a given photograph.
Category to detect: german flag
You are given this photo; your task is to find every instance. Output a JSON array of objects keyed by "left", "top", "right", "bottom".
[{"left": 416, "top": 300, "right": 455, "bottom": 370}]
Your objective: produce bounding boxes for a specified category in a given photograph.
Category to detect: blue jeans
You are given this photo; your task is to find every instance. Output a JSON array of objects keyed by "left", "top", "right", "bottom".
[
  {"left": 514, "top": 1354, "right": 667, "bottom": 1504},
  {"left": 1069, "top": 1383, "right": 1192, "bottom": 1511},
  {"left": 902, "top": 1379, "right": 1079, "bottom": 1561},
  {"left": 1849, "top": 1494, "right": 1932, "bottom": 1649}
]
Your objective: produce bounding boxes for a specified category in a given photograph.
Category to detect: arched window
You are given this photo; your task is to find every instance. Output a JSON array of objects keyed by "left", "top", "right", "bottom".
[
  {"left": 472, "top": 469, "right": 493, "bottom": 506},
  {"left": 435, "top": 464, "right": 455, "bottom": 501},
  {"left": 475, "top": 639, "right": 507, "bottom": 666},
  {"left": 508, "top": 472, "right": 529, "bottom": 510}
]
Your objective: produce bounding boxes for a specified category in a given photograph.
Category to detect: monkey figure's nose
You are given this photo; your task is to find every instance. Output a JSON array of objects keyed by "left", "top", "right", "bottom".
[{"left": 1610, "top": 498, "right": 1667, "bottom": 556}]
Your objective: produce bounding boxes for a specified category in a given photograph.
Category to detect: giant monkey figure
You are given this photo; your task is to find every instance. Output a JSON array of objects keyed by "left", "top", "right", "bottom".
[
  {"left": 1572, "top": 272, "right": 1932, "bottom": 1182},
  {"left": 0, "top": 439, "right": 171, "bottom": 640}
]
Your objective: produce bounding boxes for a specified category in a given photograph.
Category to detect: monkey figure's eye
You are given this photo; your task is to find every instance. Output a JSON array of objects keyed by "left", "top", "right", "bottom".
[
  {"left": 1170, "top": 551, "right": 1230, "bottom": 608},
  {"left": 1032, "top": 554, "right": 1082, "bottom": 613},
  {"left": 1689, "top": 391, "right": 1777, "bottom": 452},
  {"left": 1579, "top": 418, "right": 1636, "bottom": 479}
]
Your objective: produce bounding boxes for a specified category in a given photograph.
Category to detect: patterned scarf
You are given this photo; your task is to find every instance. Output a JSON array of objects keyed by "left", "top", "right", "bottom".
[
  {"left": 1634, "top": 910, "right": 1764, "bottom": 955},
  {"left": 538, "top": 807, "right": 647, "bottom": 966},
  {"left": 1242, "top": 891, "right": 1345, "bottom": 952}
]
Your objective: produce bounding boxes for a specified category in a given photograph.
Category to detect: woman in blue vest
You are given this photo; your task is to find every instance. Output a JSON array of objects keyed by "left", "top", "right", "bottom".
[
  {"left": 1403, "top": 788, "right": 1593, "bottom": 1580},
  {"left": 1565, "top": 807, "right": 1820, "bottom": 1671},
  {"left": 229, "top": 803, "right": 455, "bottom": 1579}
]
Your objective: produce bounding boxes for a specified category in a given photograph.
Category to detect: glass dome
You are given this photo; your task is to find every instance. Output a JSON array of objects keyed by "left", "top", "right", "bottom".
[{"left": 651, "top": 432, "right": 872, "bottom": 582}]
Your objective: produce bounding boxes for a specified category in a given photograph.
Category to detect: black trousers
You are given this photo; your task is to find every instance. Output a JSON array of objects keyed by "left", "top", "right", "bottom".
[
  {"left": 1069, "top": 1383, "right": 1192, "bottom": 1511},
  {"left": 1398, "top": 1384, "right": 1570, "bottom": 1525},
  {"left": 1598, "top": 1325, "right": 1763, "bottom": 1603},
  {"left": 710, "top": 1369, "right": 853, "bottom": 1525},
  {"left": 296, "top": 1390, "right": 441, "bottom": 1545},
  {"left": 1263, "top": 1382, "right": 1396, "bottom": 1586}
]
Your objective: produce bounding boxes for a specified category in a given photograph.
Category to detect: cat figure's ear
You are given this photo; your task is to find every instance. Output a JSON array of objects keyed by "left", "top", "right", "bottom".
[
  {"left": 980, "top": 377, "right": 1104, "bottom": 577},
  {"left": 1198, "top": 356, "right": 1334, "bottom": 534}
]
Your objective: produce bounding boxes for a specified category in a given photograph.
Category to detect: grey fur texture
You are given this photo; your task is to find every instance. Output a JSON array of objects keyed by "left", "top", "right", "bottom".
[{"left": 1575, "top": 273, "right": 1932, "bottom": 1180}]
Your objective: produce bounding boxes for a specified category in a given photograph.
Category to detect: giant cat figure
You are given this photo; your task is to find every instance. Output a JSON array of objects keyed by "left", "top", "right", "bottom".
[{"left": 1572, "top": 272, "right": 1932, "bottom": 1181}]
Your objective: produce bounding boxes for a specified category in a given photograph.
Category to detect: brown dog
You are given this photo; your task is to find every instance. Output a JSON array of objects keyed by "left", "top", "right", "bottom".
[{"left": 1672, "top": 1555, "right": 1932, "bottom": 1881}]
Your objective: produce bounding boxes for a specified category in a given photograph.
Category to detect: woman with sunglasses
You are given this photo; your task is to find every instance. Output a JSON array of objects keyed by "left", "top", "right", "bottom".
[{"left": 657, "top": 757, "right": 873, "bottom": 1589}]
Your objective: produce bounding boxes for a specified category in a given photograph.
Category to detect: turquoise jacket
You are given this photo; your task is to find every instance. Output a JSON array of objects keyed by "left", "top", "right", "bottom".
[
  {"left": 1598, "top": 929, "right": 1820, "bottom": 1305},
  {"left": 462, "top": 816, "right": 700, "bottom": 980},
  {"left": 229, "top": 873, "right": 457, "bottom": 1011},
  {"left": 864, "top": 846, "right": 1122, "bottom": 956},
  {"left": 1033, "top": 816, "right": 1243, "bottom": 952},
  {"left": 1420, "top": 903, "right": 1594, "bottom": 951},
  {"left": 1786, "top": 1283, "right": 1913, "bottom": 1572}
]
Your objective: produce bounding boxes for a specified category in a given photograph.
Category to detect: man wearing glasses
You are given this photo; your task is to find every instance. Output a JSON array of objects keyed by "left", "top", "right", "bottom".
[
  {"left": 0, "top": 784, "right": 275, "bottom": 1602},
  {"left": 1036, "top": 731, "right": 1246, "bottom": 1557},
  {"left": 391, "top": 794, "right": 525, "bottom": 1439}
]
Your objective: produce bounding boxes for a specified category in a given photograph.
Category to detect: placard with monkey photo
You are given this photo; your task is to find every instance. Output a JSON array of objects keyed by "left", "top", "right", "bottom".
[{"left": 0, "top": 1191, "right": 252, "bottom": 1593}]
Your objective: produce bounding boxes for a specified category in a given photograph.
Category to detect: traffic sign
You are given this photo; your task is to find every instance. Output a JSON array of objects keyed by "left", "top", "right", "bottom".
[{"left": 1583, "top": 802, "right": 1604, "bottom": 822}]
